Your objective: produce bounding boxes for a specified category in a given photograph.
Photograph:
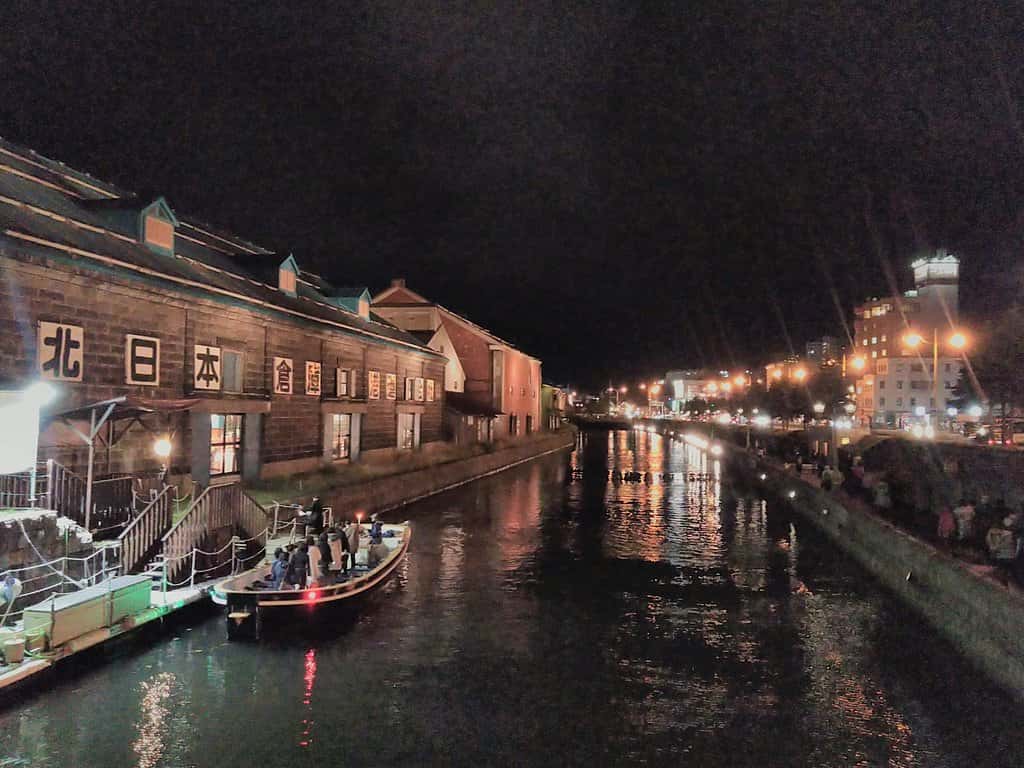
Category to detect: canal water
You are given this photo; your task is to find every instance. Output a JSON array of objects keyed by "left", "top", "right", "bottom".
[{"left": 1, "top": 429, "right": 1020, "bottom": 767}]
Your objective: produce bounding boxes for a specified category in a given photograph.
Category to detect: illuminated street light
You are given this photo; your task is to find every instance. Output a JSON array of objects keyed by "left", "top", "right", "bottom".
[
  {"left": 639, "top": 383, "right": 646, "bottom": 390},
  {"left": 968, "top": 404, "right": 983, "bottom": 419},
  {"left": 812, "top": 402, "right": 825, "bottom": 415},
  {"left": 850, "top": 356, "right": 866, "bottom": 371},
  {"left": 904, "top": 332, "right": 924, "bottom": 348},
  {"left": 792, "top": 367, "right": 807, "bottom": 382},
  {"left": 154, "top": 437, "right": 172, "bottom": 459},
  {"left": 772, "top": 369, "right": 783, "bottom": 380},
  {"left": 844, "top": 403, "right": 856, "bottom": 415},
  {"left": 949, "top": 332, "right": 968, "bottom": 350},
  {"left": 733, "top": 374, "right": 746, "bottom": 386}
]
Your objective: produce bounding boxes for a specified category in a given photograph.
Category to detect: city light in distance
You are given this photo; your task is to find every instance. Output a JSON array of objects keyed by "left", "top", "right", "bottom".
[
  {"left": 949, "top": 331, "right": 967, "bottom": 349},
  {"left": 850, "top": 356, "right": 866, "bottom": 371}
]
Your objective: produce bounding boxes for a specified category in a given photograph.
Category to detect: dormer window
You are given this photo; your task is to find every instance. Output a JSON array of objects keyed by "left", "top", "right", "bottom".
[
  {"left": 138, "top": 198, "right": 178, "bottom": 256},
  {"left": 278, "top": 254, "right": 299, "bottom": 297}
]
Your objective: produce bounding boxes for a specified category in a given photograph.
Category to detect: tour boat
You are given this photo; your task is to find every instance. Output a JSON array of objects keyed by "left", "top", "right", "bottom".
[{"left": 212, "top": 522, "right": 410, "bottom": 639}]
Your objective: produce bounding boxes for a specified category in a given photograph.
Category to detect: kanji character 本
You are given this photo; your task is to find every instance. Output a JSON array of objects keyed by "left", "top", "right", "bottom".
[{"left": 196, "top": 347, "right": 220, "bottom": 386}]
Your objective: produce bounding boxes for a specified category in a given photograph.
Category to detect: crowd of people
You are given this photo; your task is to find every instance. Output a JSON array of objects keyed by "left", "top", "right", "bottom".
[
  {"left": 260, "top": 498, "right": 394, "bottom": 591},
  {"left": 784, "top": 447, "right": 1024, "bottom": 582},
  {"left": 937, "top": 497, "right": 1024, "bottom": 578}
]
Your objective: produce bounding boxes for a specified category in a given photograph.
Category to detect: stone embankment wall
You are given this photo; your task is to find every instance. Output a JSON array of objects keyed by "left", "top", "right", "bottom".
[
  {"left": 0, "top": 512, "right": 94, "bottom": 572},
  {"left": 316, "top": 431, "right": 576, "bottom": 518}
]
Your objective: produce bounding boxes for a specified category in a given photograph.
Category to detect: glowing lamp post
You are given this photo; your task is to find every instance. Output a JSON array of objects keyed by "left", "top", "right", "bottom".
[{"left": 903, "top": 329, "right": 969, "bottom": 423}]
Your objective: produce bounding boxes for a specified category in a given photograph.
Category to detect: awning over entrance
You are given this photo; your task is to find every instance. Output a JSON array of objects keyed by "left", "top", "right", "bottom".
[
  {"left": 45, "top": 397, "right": 199, "bottom": 530},
  {"left": 50, "top": 396, "right": 200, "bottom": 424}
]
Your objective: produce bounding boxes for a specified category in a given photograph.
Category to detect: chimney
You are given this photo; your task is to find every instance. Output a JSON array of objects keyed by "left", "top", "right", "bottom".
[{"left": 391, "top": 278, "right": 406, "bottom": 289}]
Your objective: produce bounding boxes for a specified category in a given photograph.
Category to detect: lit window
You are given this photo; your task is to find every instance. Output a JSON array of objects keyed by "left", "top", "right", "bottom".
[
  {"left": 881, "top": 334, "right": 887, "bottom": 342},
  {"left": 862, "top": 339, "right": 868, "bottom": 346},
  {"left": 871, "top": 336, "right": 877, "bottom": 344},
  {"left": 871, "top": 351, "right": 877, "bottom": 358},
  {"left": 881, "top": 349, "right": 887, "bottom": 356},
  {"left": 331, "top": 414, "right": 351, "bottom": 459},
  {"left": 210, "top": 414, "right": 243, "bottom": 476},
  {"left": 336, "top": 368, "right": 350, "bottom": 397}
]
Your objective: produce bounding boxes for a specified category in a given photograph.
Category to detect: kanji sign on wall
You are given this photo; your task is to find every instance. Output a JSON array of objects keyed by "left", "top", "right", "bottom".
[
  {"left": 414, "top": 377, "right": 425, "bottom": 402},
  {"left": 426, "top": 379, "right": 435, "bottom": 402},
  {"left": 193, "top": 345, "right": 221, "bottom": 391},
  {"left": 385, "top": 373, "right": 397, "bottom": 400},
  {"left": 125, "top": 334, "right": 160, "bottom": 386},
  {"left": 306, "top": 361, "right": 322, "bottom": 396},
  {"left": 367, "top": 370, "right": 381, "bottom": 400},
  {"left": 38, "top": 321, "right": 83, "bottom": 382},
  {"left": 274, "top": 357, "right": 294, "bottom": 394}
]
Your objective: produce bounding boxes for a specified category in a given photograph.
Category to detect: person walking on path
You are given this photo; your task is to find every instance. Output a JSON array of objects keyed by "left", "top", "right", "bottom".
[{"left": 937, "top": 507, "right": 956, "bottom": 545}]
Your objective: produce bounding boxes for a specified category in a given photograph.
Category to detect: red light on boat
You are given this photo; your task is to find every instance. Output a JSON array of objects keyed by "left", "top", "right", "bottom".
[{"left": 305, "top": 590, "right": 319, "bottom": 601}]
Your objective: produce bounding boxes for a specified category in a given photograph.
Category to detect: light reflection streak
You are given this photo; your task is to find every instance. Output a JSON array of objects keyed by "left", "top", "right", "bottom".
[
  {"left": 298, "top": 648, "right": 317, "bottom": 747},
  {"left": 132, "top": 672, "right": 175, "bottom": 768}
]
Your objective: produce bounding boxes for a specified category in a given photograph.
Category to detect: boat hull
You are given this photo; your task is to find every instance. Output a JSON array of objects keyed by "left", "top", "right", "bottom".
[{"left": 216, "top": 523, "right": 410, "bottom": 640}]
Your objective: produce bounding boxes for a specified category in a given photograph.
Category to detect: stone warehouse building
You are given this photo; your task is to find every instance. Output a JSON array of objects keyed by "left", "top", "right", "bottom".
[
  {"left": 372, "top": 279, "right": 542, "bottom": 442},
  {"left": 0, "top": 139, "right": 445, "bottom": 486}
]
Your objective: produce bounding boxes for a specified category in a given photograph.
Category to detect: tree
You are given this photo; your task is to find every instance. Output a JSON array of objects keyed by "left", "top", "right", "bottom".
[{"left": 960, "top": 306, "right": 1024, "bottom": 435}]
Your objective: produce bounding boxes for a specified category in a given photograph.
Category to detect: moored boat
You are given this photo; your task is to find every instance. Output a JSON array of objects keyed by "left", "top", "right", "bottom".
[{"left": 212, "top": 522, "right": 410, "bottom": 639}]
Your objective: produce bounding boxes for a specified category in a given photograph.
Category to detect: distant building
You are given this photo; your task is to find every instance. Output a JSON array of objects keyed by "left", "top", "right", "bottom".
[
  {"left": 764, "top": 356, "right": 808, "bottom": 388},
  {"left": 373, "top": 279, "right": 542, "bottom": 440},
  {"left": 541, "top": 384, "right": 569, "bottom": 430},
  {"left": 665, "top": 369, "right": 744, "bottom": 409},
  {"left": 850, "top": 251, "right": 963, "bottom": 426},
  {"left": 805, "top": 336, "right": 840, "bottom": 366}
]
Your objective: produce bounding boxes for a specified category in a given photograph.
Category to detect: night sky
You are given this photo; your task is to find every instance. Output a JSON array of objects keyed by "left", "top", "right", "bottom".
[{"left": 3, "top": 2, "right": 1023, "bottom": 388}]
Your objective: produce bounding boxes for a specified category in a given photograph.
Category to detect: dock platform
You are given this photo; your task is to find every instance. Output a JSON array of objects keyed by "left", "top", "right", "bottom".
[{"left": 0, "top": 579, "right": 218, "bottom": 696}]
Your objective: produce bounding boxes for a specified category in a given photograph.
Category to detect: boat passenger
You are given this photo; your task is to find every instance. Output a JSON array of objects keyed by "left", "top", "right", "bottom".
[
  {"left": 302, "top": 496, "right": 325, "bottom": 535},
  {"left": 368, "top": 539, "right": 390, "bottom": 567},
  {"left": 288, "top": 543, "right": 310, "bottom": 589},
  {"left": 370, "top": 515, "right": 384, "bottom": 543},
  {"left": 345, "top": 518, "right": 363, "bottom": 565},
  {"left": 318, "top": 532, "right": 333, "bottom": 582},
  {"left": 328, "top": 528, "right": 348, "bottom": 576},
  {"left": 271, "top": 548, "right": 289, "bottom": 589}
]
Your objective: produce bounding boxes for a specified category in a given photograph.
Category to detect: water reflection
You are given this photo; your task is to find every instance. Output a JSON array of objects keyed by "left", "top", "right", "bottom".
[{"left": 2, "top": 431, "right": 1023, "bottom": 767}]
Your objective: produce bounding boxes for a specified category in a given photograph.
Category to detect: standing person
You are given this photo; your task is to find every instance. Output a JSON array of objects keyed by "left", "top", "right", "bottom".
[
  {"left": 370, "top": 514, "right": 384, "bottom": 543},
  {"left": 953, "top": 499, "right": 976, "bottom": 543},
  {"left": 821, "top": 466, "right": 834, "bottom": 492},
  {"left": 270, "top": 548, "right": 290, "bottom": 589},
  {"left": 937, "top": 507, "right": 956, "bottom": 546},
  {"left": 318, "top": 532, "right": 333, "bottom": 583},
  {"left": 288, "top": 543, "right": 310, "bottom": 589},
  {"left": 304, "top": 496, "right": 325, "bottom": 535},
  {"left": 345, "top": 517, "right": 363, "bottom": 570}
]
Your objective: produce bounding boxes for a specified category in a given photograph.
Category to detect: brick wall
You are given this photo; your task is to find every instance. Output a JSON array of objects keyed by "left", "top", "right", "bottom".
[{"left": 0, "top": 250, "right": 443, "bottom": 481}]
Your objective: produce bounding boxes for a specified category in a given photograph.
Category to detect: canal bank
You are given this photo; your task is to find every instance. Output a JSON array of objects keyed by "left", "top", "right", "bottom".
[
  {"left": 251, "top": 429, "right": 577, "bottom": 514},
  {"left": 646, "top": 419, "right": 1024, "bottom": 702}
]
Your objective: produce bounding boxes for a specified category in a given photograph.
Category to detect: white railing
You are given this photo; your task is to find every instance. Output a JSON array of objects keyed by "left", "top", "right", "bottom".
[
  {"left": 156, "top": 529, "right": 269, "bottom": 591},
  {"left": 0, "top": 546, "right": 121, "bottom": 628},
  {"left": 269, "top": 502, "right": 335, "bottom": 544}
]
